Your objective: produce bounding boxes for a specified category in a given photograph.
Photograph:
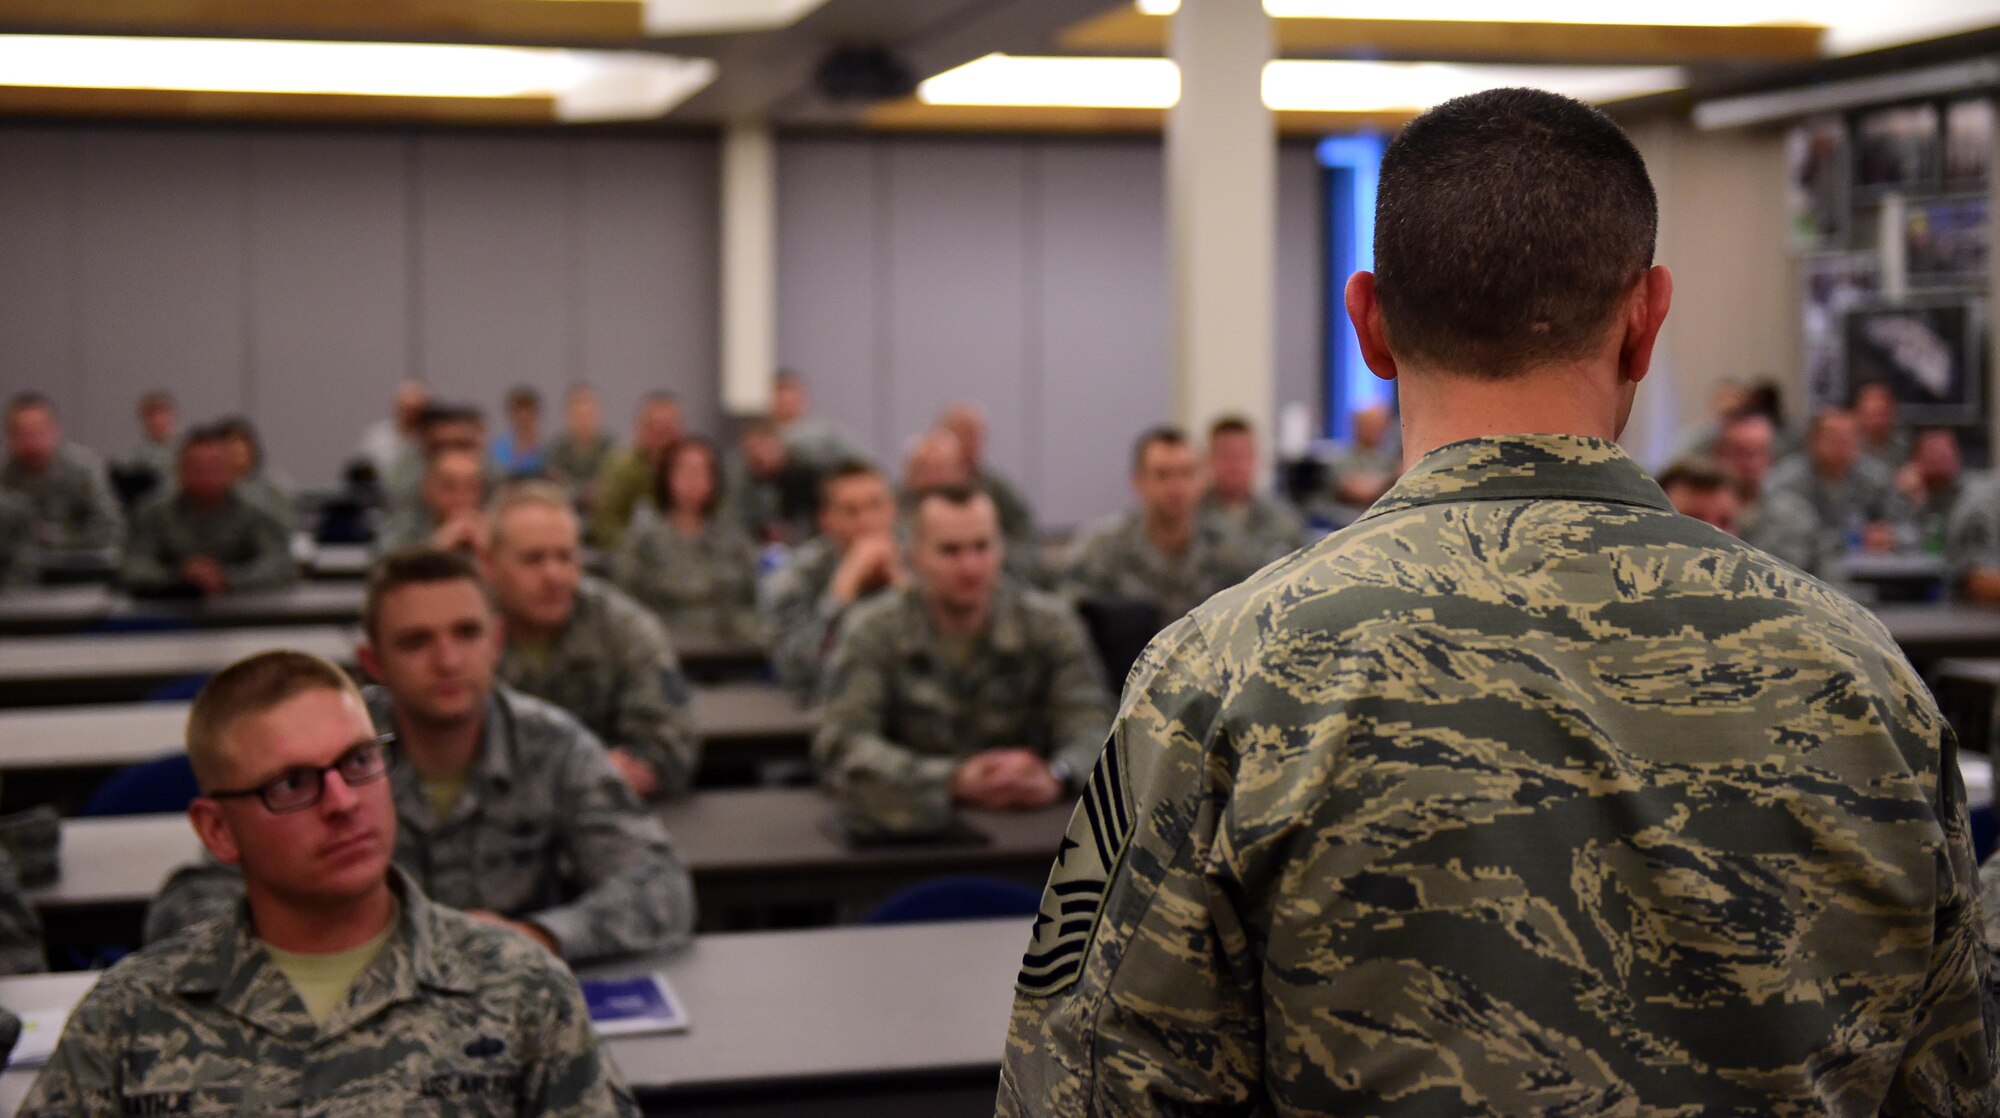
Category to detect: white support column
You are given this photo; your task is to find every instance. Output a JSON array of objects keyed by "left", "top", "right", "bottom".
[
  {"left": 1167, "top": 0, "right": 1276, "bottom": 443},
  {"left": 720, "top": 121, "right": 778, "bottom": 417}
]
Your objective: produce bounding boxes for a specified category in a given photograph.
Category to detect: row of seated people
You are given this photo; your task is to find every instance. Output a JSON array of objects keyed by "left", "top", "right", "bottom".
[{"left": 1662, "top": 383, "right": 2000, "bottom": 596}]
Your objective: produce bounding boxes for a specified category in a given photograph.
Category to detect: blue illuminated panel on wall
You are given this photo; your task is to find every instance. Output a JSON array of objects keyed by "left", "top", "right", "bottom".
[{"left": 1318, "top": 134, "right": 1388, "bottom": 440}]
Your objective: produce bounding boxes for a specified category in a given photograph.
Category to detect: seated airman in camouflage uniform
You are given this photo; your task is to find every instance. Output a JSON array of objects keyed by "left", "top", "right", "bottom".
[
  {"left": 0, "top": 490, "right": 37, "bottom": 588},
  {"left": 485, "top": 483, "right": 699, "bottom": 800},
  {"left": 30, "top": 650, "right": 636, "bottom": 1116},
  {"left": 119, "top": 427, "right": 299, "bottom": 596},
  {"left": 375, "top": 445, "right": 489, "bottom": 558},
  {"left": 2, "top": 392, "right": 123, "bottom": 550},
  {"left": 1716, "top": 408, "right": 1822, "bottom": 574},
  {"left": 146, "top": 548, "right": 693, "bottom": 963},
  {"left": 543, "top": 384, "right": 615, "bottom": 518},
  {"left": 612, "top": 436, "right": 764, "bottom": 643},
  {"left": 1061, "top": 427, "right": 1238, "bottom": 625},
  {"left": 759, "top": 461, "right": 906, "bottom": 696},
  {"left": 816, "top": 487, "right": 1112, "bottom": 837},
  {"left": 1195, "top": 415, "right": 1309, "bottom": 585},
  {"left": 1003, "top": 89, "right": 1997, "bottom": 1115}
]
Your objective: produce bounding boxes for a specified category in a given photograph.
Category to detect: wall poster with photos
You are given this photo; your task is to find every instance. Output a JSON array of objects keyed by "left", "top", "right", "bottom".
[{"left": 1788, "top": 94, "right": 1994, "bottom": 446}]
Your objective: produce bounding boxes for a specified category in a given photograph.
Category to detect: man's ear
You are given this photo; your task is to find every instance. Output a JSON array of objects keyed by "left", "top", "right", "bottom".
[
  {"left": 1344, "top": 272, "right": 1401, "bottom": 383},
  {"left": 1618, "top": 264, "right": 1674, "bottom": 386},
  {"left": 189, "top": 798, "right": 243, "bottom": 867},
  {"left": 356, "top": 641, "right": 381, "bottom": 684}
]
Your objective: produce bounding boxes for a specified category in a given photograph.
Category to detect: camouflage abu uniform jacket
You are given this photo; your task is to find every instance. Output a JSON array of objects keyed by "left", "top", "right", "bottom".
[
  {"left": 611, "top": 513, "right": 765, "bottom": 643},
  {"left": 0, "top": 490, "right": 37, "bottom": 588},
  {"left": 1002, "top": 434, "right": 1996, "bottom": 1116},
  {"left": 1196, "top": 490, "right": 1310, "bottom": 586},
  {"left": 1060, "top": 509, "right": 1241, "bottom": 624},
  {"left": 1739, "top": 485, "right": 1823, "bottom": 576},
  {"left": 814, "top": 583, "right": 1113, "bottom": 835},
  {"left": 499, "top": 577, "right": 700, "bottom": 797},
  {"left": 119, "top": 489, "right": 300, "bottom": 594},
  {"left": 1, "top": 442, "right": 123, "bottom": 549},
  {"left": 760, "top": 536, "right": 893, "bottom": 696},
  {"left": 146, "top": 684, "right": 694, "bottom": 963},
  {"left": 1945, "top": 471, "right": 2000, "bottom": 595},
  {"left": 28, "top": 871, "right": 638, "bottom": 1117}
]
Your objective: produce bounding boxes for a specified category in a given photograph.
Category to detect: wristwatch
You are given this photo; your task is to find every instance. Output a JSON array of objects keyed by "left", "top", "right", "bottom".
[{"left": 1047, "top": 759, "right": 1078, "bottom": 795}]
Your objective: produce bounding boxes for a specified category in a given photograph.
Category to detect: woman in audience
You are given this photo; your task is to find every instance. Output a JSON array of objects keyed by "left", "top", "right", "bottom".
[
  {"left": 613, "top": 436, "right": 764, "bottom": 642},
  {"left": 215, "top": 416, "right": 298, "bottom": 531}
]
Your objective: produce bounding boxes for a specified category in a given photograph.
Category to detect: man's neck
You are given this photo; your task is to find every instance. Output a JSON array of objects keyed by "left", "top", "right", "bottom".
[
  {"left": 249, "top": 880, "right": 397, "bottom": 955},
  {"left": 1210, "top": 487, "right": 1252, "bottom": 509},
  {"left": 506, "top": 612, "right": 563, "bottom": 645},
  {"left": 925, "top": 593, "right": 992, "bottom": 641},
  {"left": 1144, "top": 513, "right": 1192, "bottom": 556},
  {"left": 395, "top": 699, "right": 486, "bottom": 777},
  {"left": 1396, "top": 364, "right": 1623, "bottom": 468}
]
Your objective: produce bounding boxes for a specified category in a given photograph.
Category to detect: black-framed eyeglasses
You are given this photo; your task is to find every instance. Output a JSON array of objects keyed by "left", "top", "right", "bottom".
[{"left": 206, "top": 735, "right": 395, "bottom": 814}]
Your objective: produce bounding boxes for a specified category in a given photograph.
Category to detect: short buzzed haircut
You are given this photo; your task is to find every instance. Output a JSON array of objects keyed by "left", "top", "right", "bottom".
[
  {"left": 364, "top": 547, "right": 491, "bottom": 639},
  {"left": 506, "top": 385, "right": 541, "bottom": 411},
  {"left": 139, "top": 390, "right": 174, "bottom": 412},
  {"left": 1374, "top": 88, "right": 1657, "bottom": 378},
  {"left": 819, "top": 459, "right": 883, "bottom": 503},
  {"left": 178, "top": 424, "right": 231, "bottom": 456},
  {"left": 486, "top": 479, "right": 578, "bottom": 550},
  {"left": 1208, "top": 416, "right": 1253, "bottom": 440},
  {"left": 6, "top": 392, "right": 52, "bottom": 419},
  {"left": 1658, "top": 458, "right": 1735, "bottom": 497},
  {"left": 912, "top": 484, "right": 994, "bottom": 538},
  {"left": 1132, "top": 427, "right": 1189, "bottom": 472},
  {"left": 186, "top": 651, "right": 364, "bottom": 789}
]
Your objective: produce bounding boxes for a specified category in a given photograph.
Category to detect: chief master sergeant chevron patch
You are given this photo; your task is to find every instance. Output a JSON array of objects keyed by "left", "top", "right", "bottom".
[{"left": 1016, "top": 733, "right": 1130, "bottom": 996}]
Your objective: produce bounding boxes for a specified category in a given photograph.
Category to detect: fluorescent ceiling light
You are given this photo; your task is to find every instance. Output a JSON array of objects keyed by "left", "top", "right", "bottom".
[
  {"left": 0, "top": 35, "right": 716, "bottom": 122},
  {"left": 1267, "top": 60, "right": 1683, "bottom": 110},
  {"left": 638, "top": 0, "right": 831, "bottom": 37},
  {"left": 919, "top": 54, "right": 1681, "bottom": 112},
  {"left": 1138, "top": 0, "right": 2000, "bottom": 55},
  {"left": 920, "top": 55, "right": 1179, "bottom": 109}
]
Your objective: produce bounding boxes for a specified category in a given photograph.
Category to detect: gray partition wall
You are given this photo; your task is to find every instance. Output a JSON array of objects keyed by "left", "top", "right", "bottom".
[
  {"left": 0, "top": 126, "right": 721, "bottom": 488},
  {"left": 777, "top": 134, "right": 1325, "bottom": 531},
  {"left": 0, "top": 124, "right": 1323, "bottom": 528}
]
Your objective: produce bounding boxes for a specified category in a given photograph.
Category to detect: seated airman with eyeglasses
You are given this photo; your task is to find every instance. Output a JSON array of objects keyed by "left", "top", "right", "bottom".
[{"left": 20, "top": 650, "right": 637, "bottom": 1117}]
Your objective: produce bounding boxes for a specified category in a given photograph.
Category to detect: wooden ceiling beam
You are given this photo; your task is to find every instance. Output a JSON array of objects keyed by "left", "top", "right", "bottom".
[
  {"left": 0, "top": 0, "right": 645, "bottom": 45},
  {"left": 862, "top": 98, "right": 1412, "bottom": 138},
  {"left": 1059, "top": 7, "right": 1824, "bottom": 65},
  {"left": 0, "top": 85, "right": 557, "bottom": 124}
]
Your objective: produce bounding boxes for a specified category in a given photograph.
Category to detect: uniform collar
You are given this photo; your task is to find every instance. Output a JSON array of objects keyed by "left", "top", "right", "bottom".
[
  {"left": 166, "top": 869, "right": 476, "bottom": 1042},
  {"left": 1358, "top": 434, "right": 1671, "bottom": 522},
  {"left": 369, "top": 685, "right": 519, "bottom": 822},
  {"left": 893, "top": 581, "right": 1029, "bottom": 657}
]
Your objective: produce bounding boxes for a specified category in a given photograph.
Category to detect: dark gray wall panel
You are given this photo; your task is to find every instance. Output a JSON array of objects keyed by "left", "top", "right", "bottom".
[
  {"left": 885, "top": 139, "right": 1033, "bottom": 487},
  {"left": 1036, "top": 140, "right": 1171, "bottom": 529},
  {"left": 73, "top": 131, "right": 252, "bottom": 456},
  {"left": 0, "top": 130, "right": 80, "bottom": 425},
  {"left": 776, "top": 138, "right": 885, "bottom": 456},
  {"left": 578, "top": 137, "right": 721, "bottom": 441},
  {"left": 246, "top": 134, "right": 412, "bottom": 484},
  {"left": 414, "top": 134, "right": 574, "bottom": 418}
]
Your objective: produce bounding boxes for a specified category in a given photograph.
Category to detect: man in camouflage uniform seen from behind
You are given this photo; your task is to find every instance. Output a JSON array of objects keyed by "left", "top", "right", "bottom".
[
  {"left": 27, "top": 650, "right": 636, "bottom": 1116},
  {"left": 815, "top": 486, "right": 1112, "bottom": 837},
  {"left": 484, "top": 482, "right": 700, "bottom": 800},
  {"left": 144, "top": 547, "right": 693, "bottom": 964},
  {"left": 1002, "top": 87, "right": 1997, "bottom": 1115}
]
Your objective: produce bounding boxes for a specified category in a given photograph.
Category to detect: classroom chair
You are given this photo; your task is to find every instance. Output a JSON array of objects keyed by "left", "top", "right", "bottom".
[
  {"left": 82, "top": 752, "right": 200, "bottom": 817},
  {"left": 866, "top": 876, "right": 1043, "bottom": 925}
]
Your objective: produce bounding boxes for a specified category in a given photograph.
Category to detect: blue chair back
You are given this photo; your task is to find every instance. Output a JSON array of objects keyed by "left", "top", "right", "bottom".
[
  {"left": 83, "top": 752, "right": 200, "bottom": 817},
  {"left": 866, "top": 875, "right": 1044, "bottom": 925}
]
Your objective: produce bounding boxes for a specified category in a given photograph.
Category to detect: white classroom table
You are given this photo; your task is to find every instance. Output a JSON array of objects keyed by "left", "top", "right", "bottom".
[
  {"left": 0, "top": 918, "right": 1029, "bottom": 1114},
  {"left": 0, "top": 627, "right": 359, "bottom": 686},
  {"left": 0, "top": 683, "right": 811, "bottom": 778}
]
